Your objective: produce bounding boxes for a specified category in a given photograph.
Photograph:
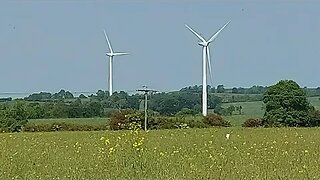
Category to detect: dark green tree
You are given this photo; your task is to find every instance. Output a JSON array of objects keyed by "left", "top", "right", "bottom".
[
  {"left": 51, "top": 89, "right": 74, "bottom": 99},
  {"left": 79, "top": 94, "right": 87, "bottom": 99},
  {"left": 262, "top": 80, "right": 312, "bottom": 127},
  {"left": 0, "top": 101, "right": 28, "bottom": 132},
  {"left": 216, "top": 85, "right": 225, "bottom": 93},
  {"left": 231, "top": 87, "right": 238, "bottom": 93}
]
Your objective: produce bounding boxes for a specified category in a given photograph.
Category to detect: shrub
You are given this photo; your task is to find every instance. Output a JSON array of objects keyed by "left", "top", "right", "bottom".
[
  {"left": 109, "top": 110, "right": 144, "bottom": 130},
  {"left": 202, "top": 114, "right": 231, "bottom": 127},
  {"left": 306, "top": 109, "right": 320, "bottom": 127},
  {"left": 148, "top": 116, "right": 175, "bottom": 130},
  {"left": 0, "top": 118, "right": 27, "bottom": 132},
  {"left": 148, "top": 116, "right": 208, "bottom": 130},
  {"left": 242, "top": 118, "right": 263, "bottom": 127}
]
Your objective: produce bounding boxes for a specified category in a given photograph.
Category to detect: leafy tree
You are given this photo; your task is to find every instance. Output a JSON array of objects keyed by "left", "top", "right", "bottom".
[
  {"left": 96, "top": 90, "right": 108, "bottom": 101},
  {"left": 27, "top": 102, "right": 45, "bottom": 119},
  {"left": 127, "top": 94, "right": 143, "bottom": 109},
  {"left": 179, "top": 85, "right": 202, "bottom": 93},
  {"left": 231, "top": 87, "right": 238, "bottom": 93},
  {"left": 50, "top": 101, "right": 68, "bottom": 118},
  {"left": 79, "top": 94, "right": 87, "bottom": 99},
  {"left": 147, "top": 91, "right": 221, "bottom": 116},
  {"left": 208, "top": 94, "right": 222, "bottom": 109},
  {"left": 262, "top": 80, "right": 312, "bottom": 127},
  {"left": 175, "top": 108, "right": 198, "bottom": 117},
  {"left": 247, "top": 85, "right": 267, "bottom": 94},
  {"left": 65, "top": 91, "right": 74, "bottom": 99},
  {"left": 24, "top": 92, "right": 52, "bottom": 101},
  {"left": 308, "top": 109, "right": 320, "bottom": 126},
  {"left": 216, "top": 85, "right": 225, "bottom": 93},
  {"left": 0, "top": 97, "right": 12, "bottom": 102},
  {"left": 224, "top": 105, "right": 236, "bottom": 116},
  {"left": 52, "top": 89, "right": 74, "bottom": 99},
  {"left": 0, "top": 101, "right": 28, "bottom": 132}
]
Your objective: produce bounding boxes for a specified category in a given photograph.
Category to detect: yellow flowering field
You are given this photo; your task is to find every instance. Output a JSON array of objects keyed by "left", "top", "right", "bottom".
[{"left": 1, "top": 128, "right": 320, "bottom": 179}]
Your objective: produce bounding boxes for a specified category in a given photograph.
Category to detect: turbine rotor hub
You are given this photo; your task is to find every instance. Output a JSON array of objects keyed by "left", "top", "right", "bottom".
[
  {"left": 198, "top": 41, "right": 209, "bottom": 47},
  {"left": 106, "top": 53, "right": 114, "bottom": 57}
]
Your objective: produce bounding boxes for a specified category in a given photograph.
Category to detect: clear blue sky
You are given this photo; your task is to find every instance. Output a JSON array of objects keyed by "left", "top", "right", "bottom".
[{"left": 0, "top": 0, "right": 319, "bottom": 94}]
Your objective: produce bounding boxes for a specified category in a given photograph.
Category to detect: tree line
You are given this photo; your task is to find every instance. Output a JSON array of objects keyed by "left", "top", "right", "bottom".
[{"left": 1, "top": 82, "right": 319, "bottom": 132}]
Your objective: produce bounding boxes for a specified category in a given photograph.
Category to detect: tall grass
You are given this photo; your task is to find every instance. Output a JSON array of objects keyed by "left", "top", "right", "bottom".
[{"left": 1, "top": 128, "right": 320, "bottom": 179}]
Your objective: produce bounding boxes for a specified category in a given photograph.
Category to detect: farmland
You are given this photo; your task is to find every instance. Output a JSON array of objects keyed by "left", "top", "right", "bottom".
[
  {"left": 25, "top": 96, "right": 319, "bottom": 128},
  {"left": 1, "top": 91, "right": 319, "bottom": 179},
  {"left": 1, "top": 128, "right": 320, "bottom": 179}
]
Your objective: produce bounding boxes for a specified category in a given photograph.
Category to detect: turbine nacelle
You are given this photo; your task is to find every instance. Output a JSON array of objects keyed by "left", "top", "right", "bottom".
[
  {"left": 106, "top": 53, "right": 114, "bottom": 57},
  {"left": 198, "top": 41, "right": 209, "bottom": 47},
  {"left": 106, "top": 52, "right": 129, "bottom": 57}
]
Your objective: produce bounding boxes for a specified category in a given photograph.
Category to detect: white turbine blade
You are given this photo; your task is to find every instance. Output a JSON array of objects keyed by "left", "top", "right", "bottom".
[
  {"left": 113, "top": 52, "right": 129, "bottom": 56},
  {"left": 185, "top": 24, "right": 206, "bottom": 42},
  {"left": 208, "top": 20, "right": 231, "bottom": 43},
  {"left": 206, "top": 47, "right": 214, "bottom": 87},
  {"left": 103, "top": 29, "right": 113, "bottom": 53}
]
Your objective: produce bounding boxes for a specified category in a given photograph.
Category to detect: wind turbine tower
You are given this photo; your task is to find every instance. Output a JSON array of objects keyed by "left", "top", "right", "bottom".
[
  {"left": 103, "top": 30, "right": 129, "bottom": 96},
  {"left": 185, "top": 21, "right": 230, "bottom": 116}
]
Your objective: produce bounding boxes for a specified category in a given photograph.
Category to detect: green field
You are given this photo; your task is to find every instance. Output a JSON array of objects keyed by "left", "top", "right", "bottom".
[
  {"left": 221, "top": 97, "right": 320, "bottom": 126},
  {"left": 1, "top": 128, "right": 320, "bottom": 179},
  {"left": 309, "top": 96, "right": 320, "bottom": 110}
]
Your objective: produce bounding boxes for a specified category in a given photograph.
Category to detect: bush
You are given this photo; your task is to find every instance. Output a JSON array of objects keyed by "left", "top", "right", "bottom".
[
  {"left": 109, "top": 110, "right": 144, "bottom": 130},
  {"left": 0, "top": 118, "right": 27, "bottom": 132},
  {"left": 148, "top": 116, "right": 175, "bottom": 130},
  {"left": 202, "top": 114, "right": 231, "bottom": 127},
  {"left": 306, "top": 109, "right": 320, "bottom": 127},
  {"left": 242, "top": 118, "right": 263, "bottom": 127},
  {"left": 147, "top": 116, "right": 208, "bottom": 130}
]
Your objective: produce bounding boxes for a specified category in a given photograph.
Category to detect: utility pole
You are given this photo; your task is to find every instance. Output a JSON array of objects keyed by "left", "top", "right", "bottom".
[{"left": 137, "top": 86, "right": 157, "bottom": 131}]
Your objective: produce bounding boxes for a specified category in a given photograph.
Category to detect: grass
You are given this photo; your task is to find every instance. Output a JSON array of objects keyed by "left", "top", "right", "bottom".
[
  {"left": 221, "top": 101, "right": 265, "bottom": 126},
  {"left": 223, "top": 115, "right": 260, "bottom": 127},
  {"left": 212, "top": 93, "right": 263, "bottom": 103},
  {"left": 1, "top": 128, "right": 320, "bottom": 179},
  {"left": 221, "top": 97, "right": 320, "bottom": 126},
  {"left": 221, "top": 101, "right": 265, "bottom": 116},
  {"left": 309, "top": 96, "right": 320, "bottom": 110}
]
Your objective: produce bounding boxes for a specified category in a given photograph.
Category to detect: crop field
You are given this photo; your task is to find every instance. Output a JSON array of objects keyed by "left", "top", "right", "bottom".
[{"left": 1, "top": 128, "right": 320, "bottom": 179}]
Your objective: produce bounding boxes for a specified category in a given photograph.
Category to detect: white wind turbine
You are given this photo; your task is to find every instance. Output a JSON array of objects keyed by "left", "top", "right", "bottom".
[
  {"left": 185, "top": 21, "right": 230, "bottom": 116},
  {"left": 103, "top": 30, "right": 129, "bottom": 96}
]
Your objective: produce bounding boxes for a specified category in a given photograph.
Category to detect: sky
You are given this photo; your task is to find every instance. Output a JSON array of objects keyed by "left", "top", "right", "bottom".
[{"left": 0, "top": 0, "right": 319, "bottom": 95}]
